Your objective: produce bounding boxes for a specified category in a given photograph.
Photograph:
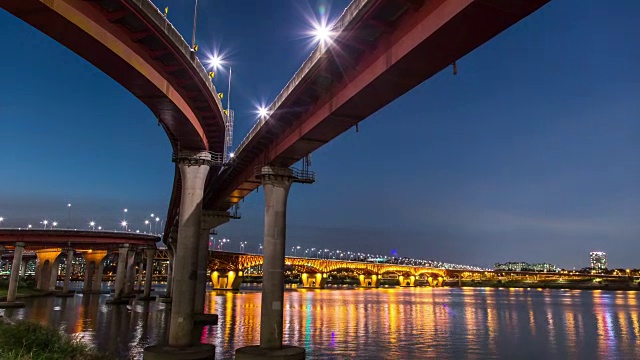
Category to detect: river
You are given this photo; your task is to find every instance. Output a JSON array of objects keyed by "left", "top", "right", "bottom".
[{"left": 1, "top": 284, "right": 638, "bottom": 359}]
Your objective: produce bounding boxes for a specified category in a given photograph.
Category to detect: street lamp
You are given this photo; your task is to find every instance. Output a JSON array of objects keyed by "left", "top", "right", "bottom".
[
  {"left": 42, "top": 220, "right": 48, "bottom": 229},
  {"left": 155, "top": 217, "right": 162, "bottom": 234},
  {"left": 52, "top": 221, "right": 58, "bottom": 229},
  {"left": 89, "top": 221, "right": 96, "bottom": 231},
  {"left": 121, "top": 220, "right": 128, "bottom": 232},
  {"left": 67, "top": 203, "right": 72, "bottom": 228},
  {"left": 145, "top": 220, "right": 151, "bottom": 233},
  {"left": 0, "top": 217, "right": 4, "bottom": 227},
  {"left": 123, "top": 209, "right": 128, "bottom": 221},
  {"left": 98, "top": 226, "right": 102, "bottom": 230},
  {"left": 259, "top": 244, "right": 263, "bottom": 254},
  {"left": 240, "top": 241, "right": 247, "bottom": 252},
  {"left": 27, "top": 224, "right": 32, "bottom": 229}
]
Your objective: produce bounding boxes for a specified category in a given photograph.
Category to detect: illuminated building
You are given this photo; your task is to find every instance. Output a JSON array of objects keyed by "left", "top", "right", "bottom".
[{"left": 589, "top": 251, "right": 607, "bottom": 271}]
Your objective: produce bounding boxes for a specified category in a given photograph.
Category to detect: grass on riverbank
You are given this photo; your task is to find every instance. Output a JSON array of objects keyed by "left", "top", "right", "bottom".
[
  {"left": 0, "top": 320, "right": 112, "bottom": 360},
  {"left": 0, "top": 279, "right": 46, "bottom": 300}
]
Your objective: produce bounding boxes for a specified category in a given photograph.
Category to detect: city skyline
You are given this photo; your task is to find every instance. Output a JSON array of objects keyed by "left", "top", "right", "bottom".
[{"left": 2, "top": 0, "right": 640, "bottom": 269}]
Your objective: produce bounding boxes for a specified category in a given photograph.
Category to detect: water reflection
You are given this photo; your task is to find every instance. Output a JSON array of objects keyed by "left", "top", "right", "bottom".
[{"left": 0, "top": 284, "right": 639, "bottom": 359}]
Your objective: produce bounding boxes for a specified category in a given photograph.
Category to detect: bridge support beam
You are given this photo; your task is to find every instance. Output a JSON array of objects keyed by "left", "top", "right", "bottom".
[
  {"left": 300, "top": 273, "right": 327, "bottom": 289},
  {"left": 359, "top": 275, "right": 380, "bottom": 288},
  {"left": 20, "top": 258, "right": 28, "bottom": 279},
  {"left": 82, "top": 250, "right": 108, "bottom": 294},
  {"left": 211, "top": 270, "right": 243, "bottom": 290},
  {"left": 35, "top": 249, "right": 62, "bottom": 291},
  {"left": 195, "top": 211, "right": 230, "bottom": 313},
  {"left": 137, "top": 248, "right": 156, "bottom": 300},
  {"left": 60, "top": 249, "right": 74, "bottom": 295},
  {"left": 107, "top": 244, "right": 130, "bottom": 304},
  {"left": 428, "top": 276, "right": 444, "bottom": 287},
  {"left": 161, "top": 240, "right": 175, "bottom": 301},
  {"left": 124, "top": 250, "right": 137, "bottom": 297},
  {"left": 236, "top": 166, "right": 305, "bottom": 360},
  {"left": 398, "top": 275, "right": 416, "bottom": 287},
  {"left": 0, "top": 242, "right": 25, "bottom": 308},
  {"left": 165, "top": 151, "right": 213, "bottom": 351}
]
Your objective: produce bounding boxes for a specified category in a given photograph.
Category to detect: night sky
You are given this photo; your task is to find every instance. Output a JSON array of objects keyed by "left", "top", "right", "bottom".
[{"left": 1, "top": 1, "right": 639, "bottom": 269}]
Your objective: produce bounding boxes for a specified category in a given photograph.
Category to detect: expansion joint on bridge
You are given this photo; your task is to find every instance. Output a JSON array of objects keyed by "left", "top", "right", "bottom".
[{"left": 172, "top": 150, "right": 223, "bottom": 166}]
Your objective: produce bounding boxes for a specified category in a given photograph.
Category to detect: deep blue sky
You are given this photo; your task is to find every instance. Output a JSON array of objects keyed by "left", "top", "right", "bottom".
[{"left": 1, "top": 1, "right": 639, "bottom": 269}]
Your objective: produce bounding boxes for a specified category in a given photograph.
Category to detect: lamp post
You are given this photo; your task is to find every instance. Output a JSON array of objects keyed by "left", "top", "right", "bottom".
[
  {"left": 67, "top": 203, "right": 72, "bottom": 228},
  {"left": 145, "top": 220, "right": 151, "bottom": 233},
  {"left": 42, "top": 220, "right": 48, "bottom": 229},
  {"left": 259, "top": 244, "right": 263, "bottom": 254},
  {"left": 52, "top": 221, "right": 58, "bottom": 229},
  {"left": 0, "top": 217, "right": 4, "bottom": 228},
  {"left": 121, "top": 220, "right": 128, "bottom": 232},
  {"left": 90, "top": 221, "right": 96, "bottom": 231},
  {"left": 27, "top": 224, "right": 32, "bottom": 229},
  {"left": 240, "top": 241, "right": 247, "bottom": 252}
]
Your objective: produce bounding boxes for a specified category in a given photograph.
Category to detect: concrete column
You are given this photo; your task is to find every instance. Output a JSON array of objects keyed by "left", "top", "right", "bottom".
[
  {"left": 62, "top": 250, "right": 74, "bottom": 293},
  {"left": 125, "top": 250, "right": 136, "bottom": 296},
  {"left": 259, "top": 166, "right": 293, "bottom": 349},
  {"left": 48, "top": 258, "right": 61, "bottom": 291},
  {"left": 165, "top": 251, "right": 174, "bottom": 298},
  {"left": 20, "top": 259, "right": 28, "bottom": 278},
  {"left": 83, "top": 261, "right": 95, "bottom": 292},
  {"left": 92, "top": 260, "right": 104, "bottom": 292},
  {"left": 140, "top": 249, "right": 155, "bottom": 299},
  {"left": 136, "top": 260, "right": 145, "bottom": 291},
  {"left": 110, "top": 244, "right": 129, "bottom": 302},
  {"left": 168, "top": 151, "right": 211, "bottom": 347},
  {"left": 194, "top": 211, "right": 230, "bottom": 314},
  {"left": 6, "top": 242, "right": 25, "bottom": 302}
]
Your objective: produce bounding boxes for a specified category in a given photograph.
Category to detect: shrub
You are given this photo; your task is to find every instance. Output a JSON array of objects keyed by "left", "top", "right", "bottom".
[{"left": 0, "top": 320, "right": 112, "bottom": 360}]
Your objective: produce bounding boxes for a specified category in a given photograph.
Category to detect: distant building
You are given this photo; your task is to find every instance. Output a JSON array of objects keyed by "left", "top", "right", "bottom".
[
  {"left": 590, "top": 252, "right": 607, "bottom": 271},
  {"left": 494, "top": 261, "right": 560, "bottom": 272}
]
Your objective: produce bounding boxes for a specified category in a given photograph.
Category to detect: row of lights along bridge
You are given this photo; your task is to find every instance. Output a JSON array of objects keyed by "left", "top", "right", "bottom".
[{"left": 0, "top": 207, "right": 164, "bottom": 235}]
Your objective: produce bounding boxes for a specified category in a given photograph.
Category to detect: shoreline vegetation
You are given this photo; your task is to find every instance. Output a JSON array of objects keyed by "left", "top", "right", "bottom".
[
  {"left": 0, "top": 319, "right": 112, "bottom": 360},
  {"left": 0, "top": 279, "right": 49, "bottom": 301}
]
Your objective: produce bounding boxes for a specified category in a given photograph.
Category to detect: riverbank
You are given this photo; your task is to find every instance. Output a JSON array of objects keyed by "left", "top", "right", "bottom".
[
  {"left": 0, "top": 279, "right": 49, "bottom": 300},
  {"left": 449, "top": 279, "right": 640, "bottom": 291},
  {"left": 0, "top": 319, "right": 112, "bottom": 360}
]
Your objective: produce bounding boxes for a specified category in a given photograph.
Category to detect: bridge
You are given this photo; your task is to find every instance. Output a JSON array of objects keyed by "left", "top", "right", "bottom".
[
  {"left": 206, "top": 251, "right": 636, "bottom": 290},
  {"left": 0, "top": 229, "right": 158, "bottom": 308},
  {"left": 1, "top": 0, "right": 553, "bottom": 358},
  {"left": 0, "top": 0, "right": 229, "bottom": 350},
  {"left": 208, "top": 251, "right": 447, "bottom": 289}
]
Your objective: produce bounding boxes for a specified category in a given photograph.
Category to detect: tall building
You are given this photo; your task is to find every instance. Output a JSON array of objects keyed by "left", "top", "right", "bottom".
[{"left": 590, "top": 251, "right": 607, "bottom": 271}]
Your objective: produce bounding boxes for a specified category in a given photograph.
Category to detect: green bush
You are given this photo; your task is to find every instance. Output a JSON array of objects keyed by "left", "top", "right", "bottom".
[{"left": 0, "top": 320, "right": 112, "bottom": 360}]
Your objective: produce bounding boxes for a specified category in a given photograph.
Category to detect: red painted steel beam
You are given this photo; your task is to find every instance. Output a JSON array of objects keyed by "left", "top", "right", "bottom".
[
  {"left": 0, "top": 230, "right": 158, "bottom": 249},
  {"left": 207, "top": 0, "right": 550, "bottom": 210}
]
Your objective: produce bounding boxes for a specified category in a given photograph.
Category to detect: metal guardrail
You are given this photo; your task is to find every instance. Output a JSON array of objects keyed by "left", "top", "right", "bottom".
[
  {"left": 233, "top": 0, "right": 373, "bottom": 158},
  {"left": 172, "top": 151, "right": 223, "bottom": 166},
  {"left": 129, "top": 0, "right": 224, "bottom": 114},
  {"left": 254, "top": 166, "right": 316, "bottom": 184}
]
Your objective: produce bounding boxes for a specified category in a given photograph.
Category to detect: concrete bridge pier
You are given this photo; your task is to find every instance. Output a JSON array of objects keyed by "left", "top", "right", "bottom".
[
  {"left": 236, "top": 166, "right": 306, "bottom": 360},
  {"left": 399, "top": 275, "right": 416, "bottom": 287},
  {"left": 300, "top": 273, "right": 327, "bottom": 289},
  {"left": 138, "top": 248, "right": 156, "bottom": 301},
  {"left": 160, "top": 241, "right": 175, "bottom": 302},
  {"left": 82, "top": 250, "right": 108, "bottom": 294},
  {"left": 194, "top": 210, "right": 229, "bottom": 321},
  {"left": 0, "top": 242, "right": 26, "bottom": 308},
  {"left": 20, "top": 258, "right": 28, "bottom": 279},
  {"left": 35, "top": 249, "right": 62, "bottom": 291},
  {"left": 359, "top": 275, "right": 380, "bottom": 288},
  {"left": 107, "top": 244, "right": 130, "bottom": 304},
  {"left": 428, "top": 276, "right": 444, "bottom": 287},
  {"left": 144, "top": 151, "right": 215, "bottom": 359},
  {"left": 124, "top": 249, "right": 137, "bottom": 298},
  {"left": 211, "top": 270, "right": 243, "bottom": 290},
  {"left": 56, "top": 249, "right": 75, "bottom": 297}
]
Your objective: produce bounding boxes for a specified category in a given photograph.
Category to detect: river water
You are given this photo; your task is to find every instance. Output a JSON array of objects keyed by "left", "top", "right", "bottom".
[{"left": 1, "top": 284, "right": 638, "bottom": 359}]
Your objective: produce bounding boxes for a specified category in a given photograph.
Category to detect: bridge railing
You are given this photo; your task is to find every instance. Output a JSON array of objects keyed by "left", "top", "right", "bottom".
[
  {"left": 129, "top": 0, "right": 224, "bottom": 113},
  {"left": 232, "top": 0, "right": 372, "bottom": 158},
  {"left": 254, "top": 166, "right": 315, "bottom": 184}
]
